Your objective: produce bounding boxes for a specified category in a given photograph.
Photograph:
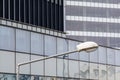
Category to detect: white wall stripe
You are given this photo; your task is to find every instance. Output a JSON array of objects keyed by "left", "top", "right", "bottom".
[
  {"left": 66, "top": 31, "right": 120, "bottom": 38},
  {"left": 66, "top": 16, "right": 120, "bottom": 23},
  {"left": 66, "top": 1, "right": 120, "bottom": 9}
]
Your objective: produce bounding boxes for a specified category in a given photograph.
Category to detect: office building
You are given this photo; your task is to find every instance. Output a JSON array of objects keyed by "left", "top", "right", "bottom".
[
  {"left": 0, "top": 0, "right": 120, "bottom": 80},
  {"left": 65, "top": 0, "right": 120, "bottom": 48},
  {"left": 0, "top": 0, "right": 64, "bottom": 31}
]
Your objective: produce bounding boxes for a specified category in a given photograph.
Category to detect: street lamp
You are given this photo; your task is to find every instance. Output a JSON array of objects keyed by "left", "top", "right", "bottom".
[{"left": 16, "top": 41, "right": 98, "bottom": 80}]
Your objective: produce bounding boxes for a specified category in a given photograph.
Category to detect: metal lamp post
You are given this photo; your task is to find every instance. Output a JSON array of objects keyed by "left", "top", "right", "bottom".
[{"left": 16, "top": 41, "right": 98, "bottom": 80}]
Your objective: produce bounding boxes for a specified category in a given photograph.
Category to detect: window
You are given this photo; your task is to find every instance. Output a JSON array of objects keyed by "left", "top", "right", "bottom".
[
  {"left": 16, "top": 29, "right": 30, "bottom": 53},
  {"left": 0, "top": 26, "right": 15, "bottom": 50}
]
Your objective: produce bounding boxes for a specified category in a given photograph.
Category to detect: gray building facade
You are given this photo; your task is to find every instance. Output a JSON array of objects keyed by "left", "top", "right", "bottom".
[
  {"left": 0, "top": 19, "right": 120, "bottom": 80},
  {"left": 65, "top": 0, "right": 120, "bottom": 48}
]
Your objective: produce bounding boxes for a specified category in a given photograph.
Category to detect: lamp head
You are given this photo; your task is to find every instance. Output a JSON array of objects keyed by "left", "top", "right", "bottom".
[{"left": 76, "top": 41, "right": 98, "bottom": 52}]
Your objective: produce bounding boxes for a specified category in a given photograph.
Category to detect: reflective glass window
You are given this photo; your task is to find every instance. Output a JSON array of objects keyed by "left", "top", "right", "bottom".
[
  {"left": 19, "top": 74, "right": 31, "bottom": 80},
  {"left": 31, "top": 32, "right": 43, "bottom": 55},
  {"left": 98, "top": 47, "right": 107, "bottom": 64},
  {"left": 57, "top": 58, "right": 69, "bottom": 77},
  {"left": 0, "top": 26, "right": 15, "bottom": 50},
  {"left": 79, "top": 51, "right": 89, "bottom": 61},
  {"left": 107, "top": 48, "right": 115, "bottom": 65},
  {"left": 90, "top": 63, "right": 99, "bottom": 79},
  {"left": 90, "top": 49, "right": 98, "bottom": 63},
  {"left": 69, "top": 60, "right": 79, "bottom": 78},
  {"left": 16, "top": 29, "right": 30, "bottom": 53},
  {"left": 45, "top": 35, "right": 56, "bottom": 55},
  {"left": 0, "top": 74, "right": 16, "bottom": 80},
  {"left": 45, "top": 58, "right": 56, "bottom": 76},
  {"left": 68, "top": 40, "right": 79, "bottom": 59},
  {"left": 57, "top": 38, "right": 68, "bottom": 53},
  {"left": 115, "top": 50, "right": 120, "bottom": 66},
  {"left": 107, "top": 66, "right": 115, "bottom": 80},
  {"left": 31, "top": 55, "right": 44, "bottom": 75},
  {"left": 99, "top": 64, "right": 107, "bottom": 80},
  {"left": 80, "top": 61, "right": 89, "bottom": 79},
  {"left": 115, "top": 67, "right": 120, "bottom": 80}
]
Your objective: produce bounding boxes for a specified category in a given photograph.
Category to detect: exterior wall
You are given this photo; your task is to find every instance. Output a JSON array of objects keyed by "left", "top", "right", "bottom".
[
  {"left": 0, "top": 0, "right": 64, "bottom": 31},
  {"left": 65, "top": 0, "right": 120, "bottom": 48},
  {"left": 0, "top": 22, "right": 120, "bottom": 80}
]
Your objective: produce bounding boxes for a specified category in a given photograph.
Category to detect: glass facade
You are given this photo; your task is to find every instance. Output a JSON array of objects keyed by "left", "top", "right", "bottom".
[
  {"left": 0, "top": 0, "right": 64, "bottom": 31},
  {"left": 65, "top": 0, "right": 120, "bottom": 48},
  {"left": 0, "top": 25, "right": 120, "bottom": 80}
]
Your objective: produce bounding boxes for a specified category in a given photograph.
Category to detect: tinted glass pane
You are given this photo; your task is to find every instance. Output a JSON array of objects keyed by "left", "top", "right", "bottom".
[
  {"left": 34, "top": 0, "right": 38, "bottom": 25},
  {"left": 15, "top": 0, "right": 19, "bottom": 21},
  {"left": 80, "top": 61, "right": 89, "bottom": 79},
  {"left": 90, "top": 63, "right": 99, "bottom": 79},
  {"left": 99, "top": 64, "right": 107, "bottom": 80},
  {"left": 0, "top": 0, "right": 3, "bottom": 17},
  {"left": 10, "top": 0, "right": 14, "bottom": 20},
  {"left": 25, "top": 0, "right": 29, "bottom": 23},
  {"left": 38, "top": 0, "right": 42, "bottom": 26},
  {"left": 0, "top": 26, "right": 15, "bottom": 50},
  {"left": 31, "top": 32, "right": 43, "bottom": 55},
  {"left": 107, "top": 66, "right": 115, "bottom": 80},
  {"left": 115, "top": 50, "right": 120, "bottom": 66},
  {"left": 98, "top": 47, "right": 107, "bottom": 64},
  {"left": 5, "top": 0, "right": 9, "bottom": 19},
  {"left": 107, "top": 48, "right": 115, "bottom": 65},
  {"left": 30, "top": 0, "right": 33, "bottom": 24},
  {"left": 20, "top": 0, "right": 24, "bottom": 22},
  {"left": 45, "top": 35, "right": 56, "bottom": 55},
  {"left": 0, "top": 74, "right": 16, "bottom": 80},
  {"left": 16, "top": 29, "right": 30, "bottom": 53}
]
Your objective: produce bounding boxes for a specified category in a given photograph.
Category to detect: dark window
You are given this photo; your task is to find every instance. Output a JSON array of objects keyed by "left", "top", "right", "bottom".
[
  {"left": 0, "top": 0, "right": 3, "bottom": 18},
  {"left": 30, "top": 0, "right": 33, "bottom": 24},
  {"left": 25, "top": 0, "right": 29, "bottom": 23},
  {"left": 20, "top": 0, "right": 24, "bottom": 22},
  {"left": 10, "top": 0, "right": 14, "bottom": 20},
  {"left": 51, "top": 0, "right": 55, "bottom": 29},
  {"left": 34, "top": 0, "right": 38, "bottom": 25},
  {"left": 59, "top": 0, "right": 63, "bottom": 31},
  {"left": 47, "top": 0, "right": 51, "bottom": 28},
  {"left": 42, "top": 0, "right": 47, "bottom": 27},
  {"left": 15, "top": 0, "right": 19, "bottom": 21},
  {"left": 38, "top": 0, "right": 42, "bottom": 26},
  {"left": 5, "top": 0, "right": 9, "bottom": 19},
  {"left": 55, "top": 0, "right": 59, "bottom": 30}
]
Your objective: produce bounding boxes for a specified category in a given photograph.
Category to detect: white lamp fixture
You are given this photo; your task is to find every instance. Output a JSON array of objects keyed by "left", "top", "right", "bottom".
[
  {"left": 76, "top": 41, "right": 98, "bottom": 52},
  {"left": 16, "top": 41, "right": 98, "bottom": 80}
]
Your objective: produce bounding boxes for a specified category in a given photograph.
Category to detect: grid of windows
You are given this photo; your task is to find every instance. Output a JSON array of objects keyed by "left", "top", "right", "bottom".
[
  {"left": 65, "top": 0, "right": 120, "bottom": 48},
  {"left": 0, "top": 0, "right": 64, "bottom": 31},
  {"left": 0, "top": 26, "right": 120, "bottom": 80}
]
